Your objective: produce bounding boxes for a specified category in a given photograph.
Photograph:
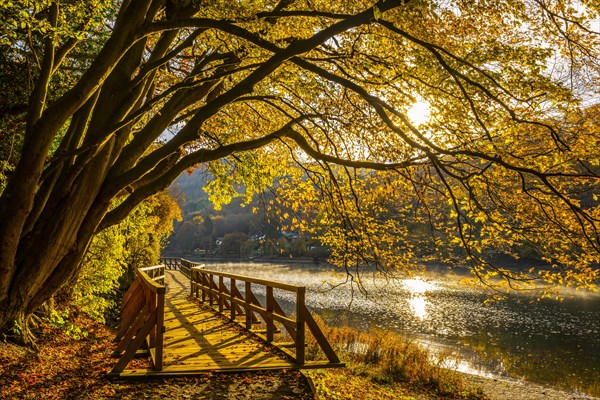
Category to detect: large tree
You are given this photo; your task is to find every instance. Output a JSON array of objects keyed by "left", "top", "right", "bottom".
[{"left": 0, "top": 0, "right": 599, "bottom": 341}]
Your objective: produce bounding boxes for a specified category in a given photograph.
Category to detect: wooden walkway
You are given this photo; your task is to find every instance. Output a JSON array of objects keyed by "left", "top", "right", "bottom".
[
  {"left": 111, "top": 261, "right": 342, "bottom": 377},
  {"left": 158, "top": 269, "right": 296, "bottom": 374}
]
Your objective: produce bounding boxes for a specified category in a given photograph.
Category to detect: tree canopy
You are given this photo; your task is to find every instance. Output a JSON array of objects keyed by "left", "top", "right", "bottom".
[{"left": 0, "top": 0, "right": 599, "bottom": 339}]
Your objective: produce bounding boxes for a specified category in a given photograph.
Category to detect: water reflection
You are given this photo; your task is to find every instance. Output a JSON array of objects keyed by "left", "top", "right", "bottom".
[
  {"left": 403, "top": 278, "right": 436, "bottom": 320},
  {"left": 408, "top": 296, "right": 428, "bottom": 320}
]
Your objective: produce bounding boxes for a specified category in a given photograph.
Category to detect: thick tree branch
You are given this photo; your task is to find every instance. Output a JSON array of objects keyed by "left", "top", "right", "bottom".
[
  {"left": 26, "top": 2, "right": 58, "bottom": 130},
  {"left": 107, "top": 1, "right": 405, "bottom": 200}
]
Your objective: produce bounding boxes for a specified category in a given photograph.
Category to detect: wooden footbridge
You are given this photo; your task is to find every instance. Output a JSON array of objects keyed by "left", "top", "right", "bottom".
[{"left": 109, "top": 258, "right": 343, "bottom": 377}]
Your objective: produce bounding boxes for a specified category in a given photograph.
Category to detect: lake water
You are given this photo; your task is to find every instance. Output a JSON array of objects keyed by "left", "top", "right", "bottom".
[{"left": 191, "top": 261, "right": 600, "bottom": 397}]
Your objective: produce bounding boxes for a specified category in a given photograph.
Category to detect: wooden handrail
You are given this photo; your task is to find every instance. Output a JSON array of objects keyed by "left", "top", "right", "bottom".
[
  {"left": 189, "top": 265, "right": 340, "bottom": 366},
  {"left": 111, "top": 264, "right": 165, "bottom": 373},
  {"left": 196, "top": 267, "right": 303, "bottom": 292},
  {"left": 138, "top": 270, "right": 166, "bottom": 293},
  {"left": 139, "top": 265, "right": 164, "bottom": 271}
]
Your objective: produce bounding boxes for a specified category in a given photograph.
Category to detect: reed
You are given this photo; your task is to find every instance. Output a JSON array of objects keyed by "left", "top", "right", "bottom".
[{"left": 304, "top": 317, "right": 487, "bottom": 399}]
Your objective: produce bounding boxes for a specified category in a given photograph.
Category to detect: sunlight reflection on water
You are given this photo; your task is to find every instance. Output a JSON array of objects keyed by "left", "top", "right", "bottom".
[
  {"left": 403, "top": 278, "right": 437, "bottom": 320},
  {"left": 408, "top": 296, "right": 428, "bottom": 320}
]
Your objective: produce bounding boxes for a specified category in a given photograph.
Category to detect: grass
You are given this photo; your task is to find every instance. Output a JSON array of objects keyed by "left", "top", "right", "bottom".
[{"left": 302, "top": 319, "right": 489, "bottom": 400}]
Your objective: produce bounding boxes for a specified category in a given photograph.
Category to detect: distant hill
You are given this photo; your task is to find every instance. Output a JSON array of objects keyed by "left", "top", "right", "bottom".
[
  {"left": 163, "top": 169, "right": 312, "bottom": 259},
  {"left": 168, "top": 169, "right": 213, "bottom": 217}
]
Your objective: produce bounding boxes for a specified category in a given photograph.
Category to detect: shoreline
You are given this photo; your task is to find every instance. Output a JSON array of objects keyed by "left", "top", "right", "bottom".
[{"left": 460, "top": 372, "right": 599, "bottom": 400}]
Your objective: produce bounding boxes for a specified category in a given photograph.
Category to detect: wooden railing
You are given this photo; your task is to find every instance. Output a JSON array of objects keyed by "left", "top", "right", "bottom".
[
  {"left": 111, "top": 265, "right": 165, "bottom": 373},
  {"left": 160, "top": 257, "right": 200, "bottom": 278},
  {"left": 190, "top": 267, "right": 341, "bottom": 366}
]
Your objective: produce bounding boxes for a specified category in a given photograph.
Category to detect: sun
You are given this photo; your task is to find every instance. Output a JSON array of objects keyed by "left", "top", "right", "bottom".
[{"left": 407, "top": 100, "right": 431, "bottom": 127}]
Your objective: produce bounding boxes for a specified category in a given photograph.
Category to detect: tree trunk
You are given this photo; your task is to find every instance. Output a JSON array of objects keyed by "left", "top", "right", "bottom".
[
  {"left": 0, "top": 133, "right": 118, "bottom": 337},
  {"left": 0, "top": 204, "right": 102, "bottom": 342}
]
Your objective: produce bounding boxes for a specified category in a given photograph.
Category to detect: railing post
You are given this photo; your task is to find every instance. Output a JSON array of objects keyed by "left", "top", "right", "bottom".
[
  {"left": 195, "top": 269, "right": 199, "bottom": 300},
  {"left": 266, "top": 286, "right": 274, "bottom": 342},
  {"left": 197, "top": 271, "right": 202, "bottom": 301},
  {"left": 218, "top": 276, "right": 224, "bottom": 313},
  {"left": 153, "top": 264, "right": 166, "bottom": 371},
  {"left": 159, "top": 264, "right": 165, "bottom": 286},
  {"left": 230, "top": 278, "right": 236, "bottom": 321},
  {"left": 201, "top": 272, "right": 207, "bottom": 303},
  {"left": 245, "top": 282, "right": 252, "bottom": 330},
  {"left": 209, "top": 274, "right": 214, "bottom": 306},
  {"left": 296, "top": 287, "right": 306, "bottom": 365},
  {"left": 148, "top": 288, "right": 157, "bottom": 348},
  {"left": 190, "top": 268, "right": 195, "bottom": 297},
  {"left": 155, "top": 291, "right": 164, "bottom": 371}
]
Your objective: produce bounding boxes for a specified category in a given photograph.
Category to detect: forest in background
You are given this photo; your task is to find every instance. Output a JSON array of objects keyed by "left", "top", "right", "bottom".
[{"left": 164, "top": 169, "right": 327, "bottom": 261}]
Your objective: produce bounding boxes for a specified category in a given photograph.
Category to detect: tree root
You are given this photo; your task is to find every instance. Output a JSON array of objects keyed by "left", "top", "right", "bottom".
[{"left": 1, "top": 313, "right": 40, "bottom": 351}]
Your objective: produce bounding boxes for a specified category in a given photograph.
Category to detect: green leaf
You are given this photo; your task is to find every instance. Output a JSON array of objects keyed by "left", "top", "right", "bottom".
[{"left": 373, "top": 6, "right": 382, "bottom": 20}]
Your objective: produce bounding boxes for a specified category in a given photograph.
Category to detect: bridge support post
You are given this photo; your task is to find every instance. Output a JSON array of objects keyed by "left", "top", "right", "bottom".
[
  {"left": 266, "top": 286, "right": 274, "bottom": 342},
  {"left": 296, "top": 287, "right": 306, "bottom": 365},
  {"left": 245, "top": 282, "right": 252, "bottom": 330},
  {"left": 230, "top": 279, "right": 237, "bottom": 321}
]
